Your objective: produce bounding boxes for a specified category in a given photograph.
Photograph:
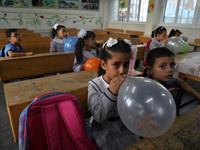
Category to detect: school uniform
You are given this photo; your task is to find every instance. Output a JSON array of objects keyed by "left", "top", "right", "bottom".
[
  {"left": 149, "top": 38, "right": 165, "bottom": 51},
  {"left": 88, "top": 76, "right": 140, "bottom": 150},
  {"left": 73, "top": 48, "right": 98, "bottom": 72},
  {"left": 4, "top": 43, "right": 24, "bottom": 57},
  {"left": 50, "top": 37, "right": 67, "bottom": 52}
]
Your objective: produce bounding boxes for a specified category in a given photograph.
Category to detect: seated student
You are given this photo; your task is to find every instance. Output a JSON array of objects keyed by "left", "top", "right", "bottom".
[
  {"left": 73, "top": 29, "right": 99, "bottom": 72},
  {"left": 143, "top": 26, "right": 167, "bottom": 66},
  {"left": 50, "top": 24, "right": 68, "bottom": 52},
  {"left": 4, "top": 28, "right": 34, "bottom": 57},
  {"left": 168, "top": 29, "right": 188, "bottom": 41},
  {"left": 144, "top": 47, "right": 200, "bottom": 110}
]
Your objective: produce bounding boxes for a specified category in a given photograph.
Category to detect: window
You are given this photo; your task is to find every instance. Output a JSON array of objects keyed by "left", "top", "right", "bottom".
[
  {"left": 162, "top": 0, "right": 199, "bottom": 25},
  {"left": 110, "top": 0, "right": 149, "bottom": 22}
]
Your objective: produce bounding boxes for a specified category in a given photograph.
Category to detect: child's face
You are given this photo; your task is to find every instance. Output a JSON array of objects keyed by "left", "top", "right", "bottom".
[
  {"left": 150, "top": 56, "right": 175, "bottom": 83},
  {"left": 102, "top": 51, "right": 130, "bottom": 84},
  {"left": 84, "top": 37, "right": 96, "bottom": 49},
  {"left": 57, "top": 27, "right": 67, "bottom": 39},
  {"left": 157, "top": 31, "right": 166, "bottom": 41},
  {"left": 9, "top": 32, "right": 22, "bottom": 45}
]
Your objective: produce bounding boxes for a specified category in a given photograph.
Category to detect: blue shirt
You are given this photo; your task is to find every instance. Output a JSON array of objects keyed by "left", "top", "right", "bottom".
[{"left": 4, "top": 43, "right": 24, "bottom": 57}]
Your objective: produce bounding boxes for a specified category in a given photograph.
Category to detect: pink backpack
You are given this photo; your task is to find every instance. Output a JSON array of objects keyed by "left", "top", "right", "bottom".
[{"left": 19, "top": 92, "right": 96, "bottom": 150}]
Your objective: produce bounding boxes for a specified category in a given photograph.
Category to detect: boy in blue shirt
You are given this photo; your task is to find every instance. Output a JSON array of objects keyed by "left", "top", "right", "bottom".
[{"left": 4, "top": 28, "right": 34, "bottom": 57}]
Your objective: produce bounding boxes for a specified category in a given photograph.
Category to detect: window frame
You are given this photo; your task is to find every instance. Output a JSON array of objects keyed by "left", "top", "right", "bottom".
[
  {"left": 113, "top": 0, "right": 148, "bottom": 23},
  {"left": 160, "top": 0, "right": 200, "bottom": 27}
]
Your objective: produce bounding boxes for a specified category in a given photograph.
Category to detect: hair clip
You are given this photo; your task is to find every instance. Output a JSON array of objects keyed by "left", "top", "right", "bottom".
[
  {"left": 124, "top": 39, "right": 133, "bottom": 47},
  {"left": 77, "top": 29, "right": 87, "bottom": 38},
  {"left": 103, "top": 37, "right": 118, "bottom": 48},
  {"left": 53, "top": 23, "right": 59, "bottom": 30}
]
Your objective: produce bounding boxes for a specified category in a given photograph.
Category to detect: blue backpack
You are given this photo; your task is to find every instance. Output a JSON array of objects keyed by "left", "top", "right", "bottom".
[{"left": 0, "top": 46, "right": 5, "bottom": 57}]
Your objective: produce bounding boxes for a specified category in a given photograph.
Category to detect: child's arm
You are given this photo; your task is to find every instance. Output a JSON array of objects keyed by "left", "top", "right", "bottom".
[
  {"left": 7, "top": 51, "right": 34, "bottom": 57},
  {"left": 50, "top": 41, "right": 56, "bottom": 52},
  {"left": 175, "top": 78, "right": 200, "bottom": 100}
]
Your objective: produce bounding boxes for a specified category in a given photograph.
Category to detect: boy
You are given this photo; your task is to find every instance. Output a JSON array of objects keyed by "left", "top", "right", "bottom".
[{"left": 4, "top": 28, "right": 34, "bottom": 57}]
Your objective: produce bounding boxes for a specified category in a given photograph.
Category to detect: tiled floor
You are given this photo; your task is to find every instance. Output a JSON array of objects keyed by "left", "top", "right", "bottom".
[{"left": 0, "top": 78, "right": 199, "bottom": 150}]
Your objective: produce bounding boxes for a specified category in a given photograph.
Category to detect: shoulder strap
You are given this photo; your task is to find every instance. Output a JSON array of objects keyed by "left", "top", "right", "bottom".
[
  {"left": 0, "top": 46, "right": 5, "bottom": 57},
  {"left": 58, "top": 100, "right": 96, "bottom": 150}
]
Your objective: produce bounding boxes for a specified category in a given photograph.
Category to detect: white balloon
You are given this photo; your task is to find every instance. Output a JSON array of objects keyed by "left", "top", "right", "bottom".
[
  {"left": 166, "top": 37, "right": 185, "bottom": 54},
  {"left": 117, "top": 76, "right": 176, "bottom": 137}
]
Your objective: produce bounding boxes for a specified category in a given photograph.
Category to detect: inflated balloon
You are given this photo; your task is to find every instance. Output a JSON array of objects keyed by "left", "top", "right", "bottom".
[
  {"left": 166, "top": 37, "right": 189, "bottom": 54},
  {"left": 84, "top": 58, "right": 101, "bottom": 71},
  {"left": 64, "top": 36, "right": 78, "bottom": 52},
  {"left": 117, "top": 76, "right": 176, "bottom": 137}
]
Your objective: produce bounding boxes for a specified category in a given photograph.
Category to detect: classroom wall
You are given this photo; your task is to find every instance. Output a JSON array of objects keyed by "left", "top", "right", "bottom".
[{"left": 0, "top": 1, "right": 104, "bottom": 30}]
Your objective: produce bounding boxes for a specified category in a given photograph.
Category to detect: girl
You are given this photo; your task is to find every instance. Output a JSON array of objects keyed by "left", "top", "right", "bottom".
[
  {"left": 145, "top": 47, "right": 200, "bottom": 113},
  {"left": 143, "top": 26, "right": 167, "bottom": 66},
  {"left": 73, "top": 29, "right": 98, "bottom": 72},
  {"left": 50, "top": 23, "right": 68, "bottom": 52},
  {"left": 87, "top": 38, "right": 140, "bottom": 150},
  {"left": 149, "top": 26, "right": 167, "bottom": 51},
  {"left": 168, "top": 29, "right": 182, "bottom": 38}
]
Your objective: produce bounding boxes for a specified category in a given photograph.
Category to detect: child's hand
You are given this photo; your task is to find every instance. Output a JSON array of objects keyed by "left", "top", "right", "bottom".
[
  {"left": 162, "top": 38, "right": 167, "bottom": 44},
  {"left": 79, "top": 65, "right": 84, "bottom": 71},
  {"left": 26, "top": 52, "right": 34, "bottom": 56},
  {"left": 109, "top": 74, "right": 126, "bottom": 95},
  {"left": 137, "top": 113, "right": 161, "bottom": 135}
]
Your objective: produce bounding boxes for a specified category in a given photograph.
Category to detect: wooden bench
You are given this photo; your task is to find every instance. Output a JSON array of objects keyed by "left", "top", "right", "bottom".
[
  {"left": 0, "top": 28, "right": 34, "bottom": 33},
  {"left": 0, "top": 37, "right": 51, "bottom": 45},
  {"left": 194, "top": 38, "right": 200, "bottom": 44},
  {"left": 4, "top": 70, "right": 98, "bottom": 142},
  {"left": 67, "top": 29, "right": 79, "bottom": 37},
  {"left": 0, "top": 43, "right": 50, "bottom": 54},
  {"left": 0, "top": 32, "right": 41, "bottom": 38},
  {"left": 140, "top": 36, "right": 151, "bottom": 44},
  {"left": 127, "top": 105, "right": 200, "bottom": 150},
  {"left": 0, "top": 52, "right": 75, "bottom": 81},
  {"left": 109, "top": 32, "right": 132, "bottom": 39},
  {"left": 93, "top": 29, "right": 108, "bottom": 35},
  {"left": 107, "top": 28, "right": 124, "bottom": 33},
  {"left": 125, "top": 30, "right": 144, "bottom": 37}
]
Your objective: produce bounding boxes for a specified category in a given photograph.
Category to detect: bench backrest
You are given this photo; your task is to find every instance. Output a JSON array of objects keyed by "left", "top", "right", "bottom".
[
  {"left": 194, "top": 38, "right": 200, "bottom": 44},
  {"left": 0, "top": 32, "right": 41, "bottom": 38},
  {"left": 0, "top": 52, "right": 75, "bottom": 81},
  {"left": 126, "top": 30, "right": 144, "bottom": 37},
  {"left": 107, "top": 28, "right": 124, "bottom": 33}
]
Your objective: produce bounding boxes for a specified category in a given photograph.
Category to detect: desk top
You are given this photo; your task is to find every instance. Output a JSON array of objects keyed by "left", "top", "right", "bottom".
[
  {"left": 4, "top": 70, "right": 142, "bottom": 106},
  {"left": 188, "top": 42, "right": 200, "bottom": 47},
  {"left": 127, "top": 105, "right": 200, "bottom": 150}
]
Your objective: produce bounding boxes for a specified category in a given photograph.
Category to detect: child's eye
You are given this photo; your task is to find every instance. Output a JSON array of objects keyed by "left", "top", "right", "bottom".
[
  {"left": 124, "top": 62, "right": 130, "bottom": 67},
  {"left": 160, "top": 65, "right": 166, "bottom": 69},
  {"left": 170, "top": 63, "right": 176, "bottom": 68},
  {"left": 113, "top": 63, "right": 120, "bottom": 68}
]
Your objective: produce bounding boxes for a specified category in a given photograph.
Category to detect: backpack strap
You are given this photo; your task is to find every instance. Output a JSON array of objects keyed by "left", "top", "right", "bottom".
[{"left": 58, "top": 100, "right": 96, "bottom": 150}]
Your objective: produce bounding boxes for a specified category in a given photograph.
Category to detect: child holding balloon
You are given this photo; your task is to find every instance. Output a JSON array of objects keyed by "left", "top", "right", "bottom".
[
  {"left": 50, "top": 23, "right": 68, "bottom": 52},
  {"left": 73, "top": 29, "right": 99, "bottom": 72},
  {"left": 143, "top": 26, "right": 167, "bottom": 66},
  {"left": 145, "top": 47, "right": 200, "bottom": 111},
  {"left": 87, "top": 38, "right": 142, "bottom": 150}
]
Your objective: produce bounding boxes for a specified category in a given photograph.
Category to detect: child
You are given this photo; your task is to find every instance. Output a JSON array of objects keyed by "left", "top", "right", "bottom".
[
  {"left": 168, "top": 29, "right": 188, "bottom": 42},
  {"left": 168, "top": 29, "right": 182, "bottom": 38},
  {"left": 4, "top": 28, "right": 34, "bottom": 57},
  {"left": 143, "top": 26, "right": 167, "bottom": 66},
  {"left": 73, "top": 29, "right": 99, "bottom": 72},
  {"left": 50, "top": 23, "right": 68, "bottom": 52},
  {"left": 149, "top": 26, "right": 167, "bottom": 51},
  {"left": 145, "top": 47, "right": 200, "bottom": 111},
  {"left": 87, "top": 38, "right": 140, "bottom": 150}
]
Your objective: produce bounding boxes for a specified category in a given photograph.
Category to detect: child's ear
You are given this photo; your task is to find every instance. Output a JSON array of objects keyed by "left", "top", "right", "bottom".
[
  {"left": 147, "top": 66, "right": 152, "bottom": 75},
  {"left": 101, "top": 60, "right": 106, "bottom": 70},
  {"left": 84, "top": 39, "right": 88, "bottom": 45},
  {"left": 7, "top": 37, "right": 11, "bottom": 42}
]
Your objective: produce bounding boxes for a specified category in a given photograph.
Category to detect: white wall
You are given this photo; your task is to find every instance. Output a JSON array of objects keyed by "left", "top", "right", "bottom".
[{"left": 0, "top": 1, "right": 104, "bottom": 30}]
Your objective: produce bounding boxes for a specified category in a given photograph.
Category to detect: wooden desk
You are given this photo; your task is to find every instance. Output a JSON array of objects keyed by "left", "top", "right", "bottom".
[
  {"left": 4, "top": 70, "right": 142, "bottom": 142},
  {"left": 188, "top": 42, "right": 200, "bottom": 52},
  {"left": 0, "top": 52, "right": 75, "bottom": 81},
  {"left": 127, "top": 105, "right": 200, "bottom": 150}
]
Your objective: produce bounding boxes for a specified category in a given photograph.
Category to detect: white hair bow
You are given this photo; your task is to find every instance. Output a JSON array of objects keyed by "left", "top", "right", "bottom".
[
  {"left": 53, "top": 23, "right": 59, "bottom": 30},
  {"left": 77, "top": 29, "right": 87, "bottom": 38}
]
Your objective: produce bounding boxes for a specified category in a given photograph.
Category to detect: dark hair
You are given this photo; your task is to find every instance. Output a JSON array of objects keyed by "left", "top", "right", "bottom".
[
  {"left": 168, "top": 29, "right": 182, "bottom": 38},
  {"left": 151, "top": 26, "right": 167, "bottom": 38},
  {"left": 51, "top": 25, "right": 66, "bottom": 39},
  {"left": 98, "top": 39, "right": 131, "bottom": 76},
  {"left": 75, "top": 30, "right": 96, "bottom": 63},
  {"left": 6, "top": 28, "right": 18, "bottom": 38},
  {"left": 147, "top": 47, "right": 175, "bottom": 67}
]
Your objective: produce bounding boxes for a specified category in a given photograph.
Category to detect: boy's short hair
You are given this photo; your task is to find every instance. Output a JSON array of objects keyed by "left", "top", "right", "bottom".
[
  {"left": 6, "top": 28, "right": 18, "bottom": 38},
  {"left": 147, "top": 47, "right": 175, "bottom": 67}
]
